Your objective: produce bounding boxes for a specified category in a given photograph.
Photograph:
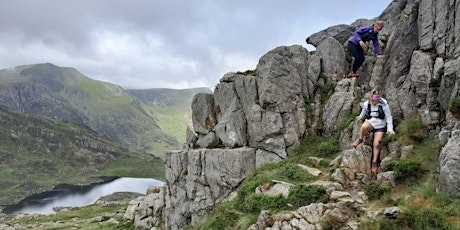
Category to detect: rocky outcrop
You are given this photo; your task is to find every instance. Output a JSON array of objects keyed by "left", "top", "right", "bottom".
[
  {"left": 126, "top": 0, "right": 460, "bottom": 228},
  {"left": 306, "top": 24, "right": 356, "bottom": 47},
  {"left": 164, "top": 148, "right": 256, "bottom": 229},
  {"left": 190, "top": 45, "right": 311, "bottom": 158},
  {"left": 436, "top": 120, "right": 460, "bottom": 197}
]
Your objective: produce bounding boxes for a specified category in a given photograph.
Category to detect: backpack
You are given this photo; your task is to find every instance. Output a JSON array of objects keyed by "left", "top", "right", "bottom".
[{"left": 365, "top": 102, "right": 385, "bottom": 119}]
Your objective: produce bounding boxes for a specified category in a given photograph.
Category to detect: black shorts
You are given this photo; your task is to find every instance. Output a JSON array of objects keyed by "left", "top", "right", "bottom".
[{"left": 372, "top": 126, "right": 387, "bottom": 133}]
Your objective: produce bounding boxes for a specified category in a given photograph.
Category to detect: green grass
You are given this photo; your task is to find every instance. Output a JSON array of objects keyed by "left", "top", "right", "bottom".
[
  {"left": 98, "top": 155, "right": 165, "bottom": 181},
  {"left": 7, "top": 203, "right": 136, "bottom": 230},
  {"left": 395, "top": 112, "right": 428, "bottom": 145},
  {"left": 359, "top": 115, "right": 459, "bottom": 229},
  {"left": 149, "top": 105, "right": 191, "bottom": 145},
  {"left": 0, "top": 107, "right": 166, "bottom": 205}
]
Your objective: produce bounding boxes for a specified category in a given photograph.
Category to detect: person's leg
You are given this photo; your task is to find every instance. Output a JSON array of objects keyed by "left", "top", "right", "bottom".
[
  {"left": 354, "top": 121, "right": 373, "bottom": 147},
  {"left": 372, "top": 131, "right": 385, "bottom": 163},
  {"left": 360, "top": 121, "right": 373, "bottom": 140},
  {"left": 348, "top": 42, "right": 365, "bottom": 73}
]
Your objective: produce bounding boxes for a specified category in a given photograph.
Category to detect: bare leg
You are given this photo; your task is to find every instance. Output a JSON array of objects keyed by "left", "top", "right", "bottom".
[
  {"left": 360, "top": 121, "right": 373, "bottom": 140},
  {"left": 372, "top": 132, "right": 385, "bottom": 163}
]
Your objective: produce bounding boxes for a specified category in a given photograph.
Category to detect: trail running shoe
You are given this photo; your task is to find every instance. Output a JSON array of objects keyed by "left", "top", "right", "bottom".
[
  {"left": 371, "top": 162, "right": 378, "bottom": 173},
  {"left": 353, "top": 138, "right": 363, "bottom": 148},
  {"left": 350, "top": 72, "right": 360, "bottom": 78}
]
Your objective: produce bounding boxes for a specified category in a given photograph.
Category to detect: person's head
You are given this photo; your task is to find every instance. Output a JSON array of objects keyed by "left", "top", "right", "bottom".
[
  {"left": 370, "top": 89, "right": 380, "bottom": 105},
  {"left": 374, "top": 21, "right": 384, "bottom": 32}
]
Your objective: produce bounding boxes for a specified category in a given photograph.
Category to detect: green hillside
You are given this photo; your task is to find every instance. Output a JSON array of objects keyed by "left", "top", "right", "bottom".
[
  {"left": 126, "top": 87, "right": 212, "bottom": 144},
  {"left": 0, "top": 63, "right": 180, "bottom": 158},
  {"left": 0, "top": 105, "right": 165, "bottom": 206}
]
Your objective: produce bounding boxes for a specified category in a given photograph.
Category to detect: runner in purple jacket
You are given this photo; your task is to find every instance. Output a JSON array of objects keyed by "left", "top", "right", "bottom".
[{"left": 347, "top": 21, "right": 384, "bottom": 78}]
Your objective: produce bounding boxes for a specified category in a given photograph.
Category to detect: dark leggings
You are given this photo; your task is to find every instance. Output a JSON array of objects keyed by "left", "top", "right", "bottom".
[
  {"left": 347, "top": 42, "right": 365, "bottom": 73},
  {"left": 372, "top": 126, "right": 387, "bottom": 133}
]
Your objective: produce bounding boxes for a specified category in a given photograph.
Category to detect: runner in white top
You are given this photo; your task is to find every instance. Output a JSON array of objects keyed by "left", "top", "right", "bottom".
[{"left": 353, "top": 90, "right": 396, "bottom": 173}]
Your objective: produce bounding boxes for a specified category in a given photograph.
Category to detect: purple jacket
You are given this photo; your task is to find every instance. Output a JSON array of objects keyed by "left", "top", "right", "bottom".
[{"left": 349, "top": 25, "right": 381, "bottom": 55}]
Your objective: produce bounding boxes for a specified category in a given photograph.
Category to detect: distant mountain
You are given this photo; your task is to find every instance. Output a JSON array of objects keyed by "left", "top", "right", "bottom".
[
  {"left": 126, "top": 87, "right": 212, "bottom": 107},
  {"left": 126, "top": 87, "right": 212, "bottom": 144},
  {"left": 0, "top": 105, "right": 165, "bottom": 206},
  {"left": 0, "top": 63, "right": 180, "bottom": 156}
]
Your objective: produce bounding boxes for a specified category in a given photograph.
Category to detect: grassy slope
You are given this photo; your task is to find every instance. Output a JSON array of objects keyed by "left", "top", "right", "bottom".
[
  {"left": 0, "top": 106, "right": 165, "bottom": 206},
  {"left": 67, "top": 76, "right": 182, "bottom": 157},
  {"left": 126, "top": 87, "right": 212, "bottom": 152},
  {"left": 148, "top": 105, "right": 191, "bottom": 145},
  {"left": 0, "top": 64, "right": 180, "bottom": 158}
]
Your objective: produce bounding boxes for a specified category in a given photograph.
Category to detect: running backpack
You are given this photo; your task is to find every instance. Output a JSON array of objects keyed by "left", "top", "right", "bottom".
[{"left": 365, "top": 102, "right": 385, "bottom": 119}]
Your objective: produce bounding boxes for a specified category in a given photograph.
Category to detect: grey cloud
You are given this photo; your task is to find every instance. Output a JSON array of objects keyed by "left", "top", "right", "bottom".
[{"left": 0, "top": 0, "right": 393, "bottom": 89}]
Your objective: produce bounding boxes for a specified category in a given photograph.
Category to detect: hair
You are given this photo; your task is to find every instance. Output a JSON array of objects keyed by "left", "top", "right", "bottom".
[
  {"left": 369, "top": 89, "right": 380, "bottom": 100},
  {"left": 375, "top": 20, "right": 384, "bottom": 27}
]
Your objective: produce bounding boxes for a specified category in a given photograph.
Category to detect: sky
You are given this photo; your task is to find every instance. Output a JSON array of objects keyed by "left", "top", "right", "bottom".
[{"left": 0, "top": 0, "right": 393, "bottom": 90}]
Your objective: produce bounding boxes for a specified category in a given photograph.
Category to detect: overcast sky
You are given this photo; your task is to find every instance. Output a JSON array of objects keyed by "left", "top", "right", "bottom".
[{"left": 0, "top": 0, "right": 393, "bottom": 90}]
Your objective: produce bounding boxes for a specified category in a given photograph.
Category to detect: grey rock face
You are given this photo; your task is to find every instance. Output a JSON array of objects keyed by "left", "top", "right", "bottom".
[
  {"left": 306, "top": 24, "right": 356, "bottom": 47},
  {"left": 164, "top": 148, "right": 256, "bottom": 229},
  {"left": 437, "top": 125, "right": 460, "bottom": 197}
]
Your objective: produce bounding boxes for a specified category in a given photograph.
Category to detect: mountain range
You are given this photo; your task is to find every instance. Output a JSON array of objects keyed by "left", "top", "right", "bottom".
[
  {"left": 0, "top": 63, "right": 211, "bottom": 206},
  {"left": 0, "top": 63, "right": 211, "bottom": 157}
]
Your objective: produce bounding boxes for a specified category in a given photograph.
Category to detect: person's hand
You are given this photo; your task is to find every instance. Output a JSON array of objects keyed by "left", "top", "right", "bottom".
[
  {"left": 359, "top": 40, "right": 365, "bottom": 47},
  {"left": 387, "top": 130, "right": 395, "bottom": 136},
  {"left": 377, "top": 55, "right": 384, "bottom": 58},
  {"left": 356, "top": 116, "right": 362, "bottom": 121}
]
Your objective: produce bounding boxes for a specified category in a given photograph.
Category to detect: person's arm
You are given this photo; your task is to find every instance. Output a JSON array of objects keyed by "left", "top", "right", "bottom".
[
  {"left": 352, "top": 26, "right": 367, "bottom": 43},
  {"left": 356, "top": 101, "right": 368, "bottom": 121},
  {"left": 383, "top": 103, "right": 395, "bottom": 134},
  {"left": 372, "top": 34, "right": 382, "bottom": 55}
]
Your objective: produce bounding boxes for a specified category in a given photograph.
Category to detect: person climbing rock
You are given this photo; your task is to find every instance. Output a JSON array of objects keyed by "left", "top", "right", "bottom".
[
  {"left": 353, "top": 89, "right": 395, "bottom": 173},
  {"left": 347, "top": 21, "right": 385, "bottom": 78}
]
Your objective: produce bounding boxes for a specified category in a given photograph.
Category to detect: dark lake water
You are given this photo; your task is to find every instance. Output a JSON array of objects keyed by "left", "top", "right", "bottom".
[{"left": 5, "top": 177, "right": 164, "bottom": 214}]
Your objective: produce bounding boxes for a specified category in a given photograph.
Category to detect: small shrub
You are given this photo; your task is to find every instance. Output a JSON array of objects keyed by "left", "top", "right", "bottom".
[
  {"left": 242, "top": 194, "right": 287, "bottom": 213},
  {"left": 289, "top": 136, "right": 340, "bottom": 165},
  {"left": 287, "top": 185, "right": 326, "bottom": 208},
  {"left": 449, "top": 97, "right": 460, "bottom": 119},
  {"left": 394, "top": 160, "right": 421, "bottom": 184},
  {"left": 279, "top": 163, "right": 311, "bottom": 182},
  {"left": 234, "top": 173, "right": 272, "bottom": 207},
  {"left": 413, "top": 209, "right": 451, "bottom": 230},
  {"left": 198, "top": 202, "right": 240, "bottom": 230},
  {"left": 321, "top": 221, "right": 335, "bottom": 230},
  {"left": 320, "top": 83, "right": 336, "bottom": 105},
  {"left": 236, "top": 69, "right": 256, "bottom": 76},
  {"left": 292, "top": 136, "right": 340, "bottom": 157},
  {"left": 318, "top": 159, "right": 329, "bottom": 167},
  {"left": 397, "top": 113, "right": 427, "bottom": 145},
  {"left": 365, "top": 183, "right": 391, "bottom": 200},
  {"left": 434, "top": 195, "right": 460, "bottom": 216},
  {"left": 339, "top": 111, "right": 359, "bottom": 130},
  {"left": 375, "top": 216, "right": 414, "bottom": 230}
]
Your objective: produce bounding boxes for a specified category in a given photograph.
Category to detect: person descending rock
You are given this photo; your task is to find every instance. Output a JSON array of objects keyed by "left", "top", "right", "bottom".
[
  {"left": 347, "top": 21, "right": 385, "bottom": 78},
  {"left": 353, "top": 90, "right": 395, "bottom": 173}
]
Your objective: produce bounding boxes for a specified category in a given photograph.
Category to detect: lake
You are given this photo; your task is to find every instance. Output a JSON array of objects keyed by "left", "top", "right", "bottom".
[{"left": 5, "top": 177, "right": 164, "bottom": 214}]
